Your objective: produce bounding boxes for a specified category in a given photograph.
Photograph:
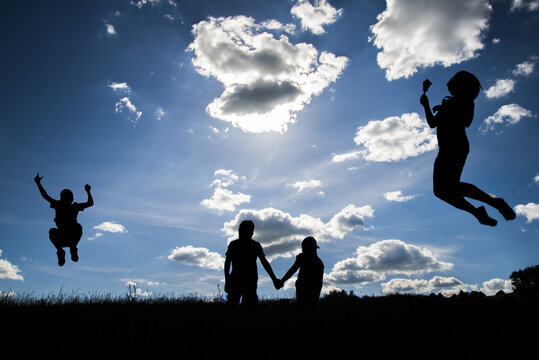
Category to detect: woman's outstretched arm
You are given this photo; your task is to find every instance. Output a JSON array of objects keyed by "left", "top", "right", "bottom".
[{"left": 420, "top": 94, "right": 438, "bottom": 128}]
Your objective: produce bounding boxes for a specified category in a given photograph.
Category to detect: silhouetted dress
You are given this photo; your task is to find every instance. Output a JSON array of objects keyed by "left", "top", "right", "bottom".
[
  {"left": 49, "top": 200, "right": 86, "bottom": 247},
  {"left": 225, "top": 238, "right": 265, "bottom": 304},
  {"left": 294, "top": 252, "right": 324, "bottom": 305},
  {"left": 432, "top": 96, "right": 473, "bottom": 188}
]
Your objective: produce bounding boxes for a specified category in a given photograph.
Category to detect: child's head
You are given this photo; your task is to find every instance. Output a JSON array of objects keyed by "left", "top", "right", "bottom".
[
  {"left": 60, "top": 189, "right": 74, "bottom": 204},
  {"left": 301, "top": 236, "right": 319, "bottom": 253},
  {"left": 238, "top": 220, "right": 255, "bottom": 240},
  {"left": 447, "top": 71, "right": 482, "bottom": 100}
]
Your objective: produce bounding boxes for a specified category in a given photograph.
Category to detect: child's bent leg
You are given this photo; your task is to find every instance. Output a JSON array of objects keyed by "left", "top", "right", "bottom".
[
  {"left": 49, "top": 229, "right": 66, "bottom": 266},
  {"left": 69, "top": 224, "right": 83, "bottom": 262}
]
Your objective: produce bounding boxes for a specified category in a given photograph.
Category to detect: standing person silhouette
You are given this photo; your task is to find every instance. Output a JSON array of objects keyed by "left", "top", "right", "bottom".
[
  {"left": 278, "top": 237, "right": 324, "bottom": 305},
  {"left": 420, "top": 71, "right": 516, "bottom": 226},
  {"left": 34, "top": 173, "right": 94, "bottom": 266},
  {"left": 224, "top": 220, "right": 280, "bottom": 307}
]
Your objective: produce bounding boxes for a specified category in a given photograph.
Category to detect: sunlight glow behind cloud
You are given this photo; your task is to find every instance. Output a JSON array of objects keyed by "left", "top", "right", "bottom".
[{"left": 188, "top": 15, "right": 348, "bottom": 133}]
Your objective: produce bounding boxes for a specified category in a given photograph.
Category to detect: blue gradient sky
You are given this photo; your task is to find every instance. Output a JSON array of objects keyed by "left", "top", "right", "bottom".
[{"left": 1, "top": 0, "right": 538, "bottom": 299}]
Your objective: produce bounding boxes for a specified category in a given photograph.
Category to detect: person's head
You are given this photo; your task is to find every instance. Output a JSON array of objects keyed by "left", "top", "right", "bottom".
[
  {"left": 447, "top": 71, "right": 482, "bottom": 100},
  {"left": 60, "top": 189, "right": 74, "bottom": 204},
  {"left": 238, "top": 220, "right": 254, "bottom": 240},
  {"left": 301, "top": 236, "right": 319, "bottom": 254}
]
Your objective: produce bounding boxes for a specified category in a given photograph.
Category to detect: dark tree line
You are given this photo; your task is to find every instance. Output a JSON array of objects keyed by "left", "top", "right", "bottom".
[{"left": 510, "top": 265, "right": 539, "bottom": 297}]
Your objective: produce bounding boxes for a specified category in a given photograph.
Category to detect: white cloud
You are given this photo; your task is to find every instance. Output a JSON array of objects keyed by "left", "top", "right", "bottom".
[
  {"left": 289, "top": 179, "right": 322, "bottom": 192},
  {"left": 484, "top": 79, "right": 516, "bottom": 98},
  {"left": 130, "top": 0, "right": 160, "bottom": 8},
  {"left": 325, "top": 240, "right": 453, "bottom": 286},
  {"left": 168, "top": 245, "right": 225, "bottom": 271},
  {"left": 514, "top": 202, "right": 539, "bottom": 223},
  {"left": 105, "top": 24, "right": 117, "bottom": 36},
  {"left": 0, "top": 250, "right": 24, "bottom": 281},
  {"left": 384, "top": 190, "right": 419, "bottom": 202},
  {"left": 511, "top": 0, "right": 539, "bottom": 11},
  {"left": 164, "top": 14, "right": 175, "bottom": 21},
  {"left": 480, "top": 278, "right": 513, "bottom": 295},
  {"left": 534, "top": 174, "right": 539, "bottom": 184},
  {"left": 369, "top": 0, "right": 492, "bottom": 80},
  {"left": 381, "top": 276, "right": 464, "bottom": 295},
  {"left": 154, "top": 106, "right": 165, "bottom": 120},
  {"left": 108, "top": 82, "right": 131, "bottom": 93},
  {"left": 114, "top": 97, "right": 142, "bottom": 124},
  {"left": 223, "top": 205, "right": 374, "bottom": 260},
  {"left": 87, "top": 232, "right": 103, "bottom": 241},
  {"left": 290, "top": 0, "right": 343, "bottom": 35},
  {"left": 201, "top": 169, "right": 250, "bottom": 213},
  {"left": 188, "top": 16, "right": 348, "bottom": 133},
  {"left": 492, "top": 38, "right": 500, "bottom": 44},
  {"left": 261, "top": 19, "right": 296, "bottom": 34},
  {"left": 333, "top": 113, "right": 437, "bottom": 163},
  {"left": 480, "top": 104, "right": 534, "bottom": 133},
  {"left": 513, "top": 58, "right": 537, "bottom": 76},
  {"left": 93, "top": 221, "right": 127, "bottom": 233}
]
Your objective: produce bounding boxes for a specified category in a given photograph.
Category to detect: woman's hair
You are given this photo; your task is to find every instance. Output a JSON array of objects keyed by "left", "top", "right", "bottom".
[
  {"left": 447, "top": 71, "right": 482, "bottom": 100},
  {"left": 60, "top": 189, "right": 74, "bottom": 203}
]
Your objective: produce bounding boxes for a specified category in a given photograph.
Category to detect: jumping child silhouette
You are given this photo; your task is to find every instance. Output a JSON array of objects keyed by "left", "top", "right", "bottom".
[
  {"left": 278, "top": 236, "right": 324, "bottom": 305},
  {"left": 420, "top": 71, "right": 516, "bottom": 226},
  {"left": 34, "top": 173, "right": 94, "bottom": 266}
]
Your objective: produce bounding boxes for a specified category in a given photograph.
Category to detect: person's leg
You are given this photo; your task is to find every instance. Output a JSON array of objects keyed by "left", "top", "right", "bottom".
[
  {"left": 69, "top": 224, "right": 83, "bottom": 262},
  {"left": 227, "top": 291, "right": 241, "bottom": 306},
  {"left": 240, "top": 285, "right": 258, "bottom": 308},
  {"left": 49, "top": 228, "right": 66, "bottom": 266},
  {"left": 459, "top": 183, "right": 516, "bottom": 220}
]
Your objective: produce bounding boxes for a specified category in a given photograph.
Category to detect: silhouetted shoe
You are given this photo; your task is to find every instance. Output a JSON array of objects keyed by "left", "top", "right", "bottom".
[
  {"left": 493, "top": 198, "right": 516, "bottom": 221},
  {"left": 70, "top": 247, "right": 79, "bottom": 262},
  {"left": 475, "top": 206, "right": 497, "bottom": 227},
  {"left": 57, "top": 249, "right": 66, "bottom": 267}
]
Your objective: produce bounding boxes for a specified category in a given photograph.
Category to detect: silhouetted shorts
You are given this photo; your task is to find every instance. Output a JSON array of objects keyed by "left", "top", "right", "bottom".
[{"left": 49, "top": 224, "right": 83, "bottom": 248}]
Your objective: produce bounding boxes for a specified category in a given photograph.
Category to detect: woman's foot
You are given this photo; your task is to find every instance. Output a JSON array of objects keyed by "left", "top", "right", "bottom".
[
  {"left": 70, "top": 247, "right": 79, "bottom": 262},
  {"left": 493, "top": 198, "right": 516, "bottom": 220},
  {"left": 57, "top": 249, "right": 66, "bottom": 267},
  {"left": 475, "top": 206, "right": 497, "bottom": 227}
]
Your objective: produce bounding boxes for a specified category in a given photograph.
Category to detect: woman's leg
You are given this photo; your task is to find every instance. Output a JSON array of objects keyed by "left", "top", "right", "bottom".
[{"left": 460, "top": 182, "right": 516, "bottom": 220}]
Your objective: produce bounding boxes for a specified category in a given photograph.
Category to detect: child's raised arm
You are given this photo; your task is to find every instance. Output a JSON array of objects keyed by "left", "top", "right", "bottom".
[
  {"left": 281, "top": 258, "right": 300, "bottom": 284},
  {"left": 420, "top": 94, "right": 438, "bottom": 128},
  {"left": 80, "top": 184, "right": 94, "bottom": 209},
  {"left": 34, "top": 173, "right": 54, "bottom": 204}
]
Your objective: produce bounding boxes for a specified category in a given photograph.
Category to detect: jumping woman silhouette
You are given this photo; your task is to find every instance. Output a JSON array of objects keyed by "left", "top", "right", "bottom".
[{"left": 420, "top": 71, "right": 516, "bottom": 226}]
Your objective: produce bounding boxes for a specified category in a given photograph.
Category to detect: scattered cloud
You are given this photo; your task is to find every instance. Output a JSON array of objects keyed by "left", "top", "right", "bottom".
[
  {"left": 0, "top": 250, "right": 24, "bottom": 281},
  {"left": 510, "top": 0, "right": 539, "bottom": 11},
  {"left": 383, "top": 190, "right": 419, "bottom": 202},
  {"left": 333, "top": 113, "right": 437, "bottom": 163},
  {"left": 534, "top": 174, "right": 539, "bottom": 184},
  {"left": 124, "top": 281, "right": 152, "bottom": 297},
  {"left": 188, "top": 15, "right": 348, "bottom": 133},
  {"left": 261, "top": 19, "right": 296, "bottom": 34},
  {"left": 108, "top": 82, "right": 131, "bottom": 93},
  {"left": 154, "top": 106, "right": 165, "bottom": 120},
  {"left": 223, "top": 205, "right": 375, "bottom": 260},
  {"left": 93, "top": 221, "right": 127, "bottom": 233},
  {"left": 114, "top": 97, "right": 142, "bottom": 124},
  {"left": 291, "top": 0, "right": 343, "bottom": 35},
  {"left": 514, "top": 202, "right": 539, "bottom": 223},
  {"left": 164, "top": 14, "right": 175, "bottom": 21},
  {"left": 513, "top": 57, "right": 538, "bottom": 76},
  {"left": 480, "top": 278, "right": 513, "bottom": 295},
  {"left": 130, "top": 0, "right": 160, "bottom": 9},
  {"left": 201, "top": 169, "right": 250, "bottom": 213},
  {"left": 87, "top": 232, "right": 103, "bottom": 241},
  {"left": 484, "top": 79, "right": 516, "bottom": 98},
  {"left": 325, "top": 239, "right": 453, "bottom": 286},
  {"left": 289, "top": 179, "right": 322, "bottom": 192},
  {"left": 480, "top": 104, "right": 534, "bottom": 133},
  {"left": 168, "top": 245, "right": 224, "bottom": 270},
  {"left": 492, "top": 38, "right": 500, "bottom": 44},
  {"left": 381, "top": 276, "right": 465, "bottom": 295},
  {"left": 369, "top": 0, "right": 492, "bottom": 80},
  {"left": 105, "top": 24, "right": 117, "bottom": 36}
]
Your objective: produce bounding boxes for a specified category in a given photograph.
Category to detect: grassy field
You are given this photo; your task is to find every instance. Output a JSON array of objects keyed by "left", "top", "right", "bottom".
[{"left": 1, "top": 290, "right": 537, "bottom": 358}]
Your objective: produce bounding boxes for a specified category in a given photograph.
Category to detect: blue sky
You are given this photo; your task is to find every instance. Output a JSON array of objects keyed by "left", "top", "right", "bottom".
[{"left": 1, "top": 0, "right": 538, "bottom": 299}]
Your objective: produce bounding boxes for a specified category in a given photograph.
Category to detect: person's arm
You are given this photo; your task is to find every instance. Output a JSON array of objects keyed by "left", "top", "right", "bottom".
[
  {"left": 420, "top": 94, "right": 438, "bottom": 128},
  {"left": 281, "top": 259, "right": 300, "bottom": 284},
  {"left": 79, "top": 184, "right": 94, "bottom": 209},
  {"left": 34, "top": 173, "right": 54, "bottom": 204},
  {"left": 259, "top": 255, "right": 280, "bottom": 289}
]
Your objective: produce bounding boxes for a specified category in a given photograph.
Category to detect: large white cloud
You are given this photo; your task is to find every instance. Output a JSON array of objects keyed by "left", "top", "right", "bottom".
[
  {"left": 381, "top": 276, "right": 464, "bottom": 294},
  {"left": 0, "top": 250, "right": 23, "bottom": 281},
  {"left": 291, "top": 0, "right": 343, "bottom": 35},
  {"left": 325, "top": 239, "right": 453, "bottom": 286},
  {"left": 168, "top": 245, "right": 225, "bottom": 271},
  {"left": 223, "top": 205, "right": 374, "bottom": 260},
  {"left": 480, "top": 278, "right": 513, "bottom": 295},
  {"left": 484, "top": 79, "right": 516, "bottom": 99},
  {"left": 369, "top": 0, "right": 492, "bottom": 80},
  {"left": 188, "top": 15, "right": 348, "bottom": 133},
  {"left": 514, "top": 202, "right": 539, "bottom": 223},
  {"left": 333, "top": 113, "right": 437, "bottom": 163},
  {"left": 201, "top": 169, "right": 251, "bottom": 213},
  {"left": 480, "top": 104, "right": 534, "bottom": 133}
]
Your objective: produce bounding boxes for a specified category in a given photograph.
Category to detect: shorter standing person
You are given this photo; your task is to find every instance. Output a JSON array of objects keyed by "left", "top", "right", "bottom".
[
  {"left": 224, "top": 220, "right": 280, "bottom": 307},
  {"left": 278, "top": 236, "right": 324, "bottom": 305},
  {"left": 34, "top": 173, "right": 94, "bottom": 266}
]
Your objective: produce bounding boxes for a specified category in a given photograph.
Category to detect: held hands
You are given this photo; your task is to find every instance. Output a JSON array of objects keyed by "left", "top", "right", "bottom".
[
  {"left": 273, "top": 278, "right": 284, "bottom": 290},
  {"left": 34, "top": 173, "right": 43, "bottom": 183}
]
